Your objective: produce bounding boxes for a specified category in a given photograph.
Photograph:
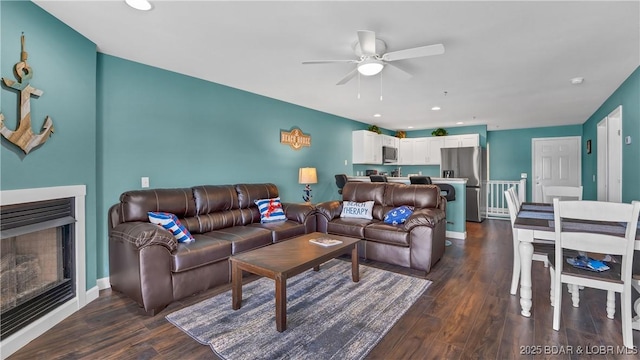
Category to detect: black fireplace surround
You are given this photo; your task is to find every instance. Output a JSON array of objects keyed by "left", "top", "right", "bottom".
[{"left": 0, "top": 198, "right": 75, "bottom": 340}]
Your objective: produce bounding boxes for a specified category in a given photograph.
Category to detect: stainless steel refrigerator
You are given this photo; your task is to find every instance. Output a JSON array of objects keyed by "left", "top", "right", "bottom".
[{"left": 440, "top": 146, "right": 486, "bottom": 222}]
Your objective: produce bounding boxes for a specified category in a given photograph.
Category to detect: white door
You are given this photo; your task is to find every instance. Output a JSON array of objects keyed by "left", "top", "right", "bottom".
[
  {"left": 532, "top": 136, "right": 581, "bottom": 202},
  {"left": 597, "top": 106, "right": 623, "bottom": 202}
]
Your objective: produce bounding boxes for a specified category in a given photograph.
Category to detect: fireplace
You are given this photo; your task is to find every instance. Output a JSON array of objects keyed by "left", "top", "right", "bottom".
[
  {"left": 0, "top": 186, "right": 87, "bottom": 359},
  {"left": 1, "top": 198, "right": 76, "bottom": 340}
]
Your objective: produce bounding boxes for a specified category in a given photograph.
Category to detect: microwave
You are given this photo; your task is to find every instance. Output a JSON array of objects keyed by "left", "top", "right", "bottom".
[{"left": 382, "top": 146, "right": 398, "bottom": 163}]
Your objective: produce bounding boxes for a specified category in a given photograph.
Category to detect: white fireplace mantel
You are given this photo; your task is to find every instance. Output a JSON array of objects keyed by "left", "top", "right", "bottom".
[{"left": 0, "top": 185, "right": 88, "bottom": 359}]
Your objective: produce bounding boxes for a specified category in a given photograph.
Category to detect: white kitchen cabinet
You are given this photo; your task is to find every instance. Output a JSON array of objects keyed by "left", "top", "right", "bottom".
[
  {"left": 380, "top": 134, "right": 399, "bottom": 148},
  {"left": 398, "top": 138, "right": 414, "bottom": 165},
  {"left": 426, "top": 137, "right": 444, "bottom": 165},
  {"left": 352, "top": 130, "right": 382, "bottom": 164},
  {"left": 441, "top": 134, "right": 480, "bottom": 148},
  {"left": 412, "top": 138, "right": 429, "bottom": 164}
]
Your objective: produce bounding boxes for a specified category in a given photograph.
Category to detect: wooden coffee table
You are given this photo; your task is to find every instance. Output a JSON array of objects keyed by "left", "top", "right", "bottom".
[{"left": 230, "top": 232, "right": 360, "bottom": 332}]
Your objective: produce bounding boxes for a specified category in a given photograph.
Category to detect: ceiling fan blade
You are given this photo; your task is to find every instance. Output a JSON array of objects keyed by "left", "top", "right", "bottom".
[
  {"left": 336, "top": 68, "right": 358, "bottom": 85},
  {"left": 382, "top": 43, "right": 445, "bottom": 62},
  {"left": 357, "top": 30, "right": 377, "bottom": 56},
  {"left": 385, "top": 62, "right": 412, "bottom": 79},
  {"left": 302, "top": 60, "right": 358, "bottom": 65}
]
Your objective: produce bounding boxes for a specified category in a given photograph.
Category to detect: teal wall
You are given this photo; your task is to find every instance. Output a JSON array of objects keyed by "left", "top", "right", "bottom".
[
  {"left": 96, "top": 54, "right": 367, "bottom": 278},
  {"left": 0, "top": 1, "right": 98, "bottom": 289},
  {"left": 581, "top": 66, "right": 640, "bottom": 202},
  {"left": 487, "top": 125, "right": 583, "bottom": 202}
]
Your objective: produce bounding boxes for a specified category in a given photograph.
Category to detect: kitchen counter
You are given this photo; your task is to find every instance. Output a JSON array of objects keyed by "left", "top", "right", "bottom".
[{"left": 347, "top": 176, "right": 468, "bottom": 184}]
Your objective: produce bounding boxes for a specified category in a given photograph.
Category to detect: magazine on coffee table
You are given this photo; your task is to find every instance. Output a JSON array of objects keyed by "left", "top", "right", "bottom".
[{"left": 309, "top": 237, "right": 343, "bottom": 247}]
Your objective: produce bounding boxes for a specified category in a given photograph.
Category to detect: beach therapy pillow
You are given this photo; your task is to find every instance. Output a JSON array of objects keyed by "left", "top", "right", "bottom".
[
  {"left": 148, "top": 211, "right": 195, "bottom": 243},
  {"left": 254, "top": 197, "right": 287, "bottom": 223},
  {"left": 340, "top": 200, "right": 375, "bottom": 220},
  {"left": 384, "top": 205, "right": 414, "bottom": 225}
]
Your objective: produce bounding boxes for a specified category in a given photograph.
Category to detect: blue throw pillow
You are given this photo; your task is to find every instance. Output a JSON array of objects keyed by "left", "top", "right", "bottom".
[
  {"left": 384, "top": 206, "right": 414, "bottom": 225},
  {"left": 254, "top": 197, "right": 287, "bottom": 223},
  {"left": 148, "top": 212, "right": 195, "bottom": 243}
]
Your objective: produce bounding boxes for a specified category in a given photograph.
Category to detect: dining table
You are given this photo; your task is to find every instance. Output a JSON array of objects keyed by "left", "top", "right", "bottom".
[{"left": 513, "top": 202, "right": 640, "bottom": 329}]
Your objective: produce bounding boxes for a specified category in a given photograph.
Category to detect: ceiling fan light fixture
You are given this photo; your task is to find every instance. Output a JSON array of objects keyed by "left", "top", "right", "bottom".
[
  {"left": 357, "top": 59, "right": 384, "bottom": 76},
  {"left": 125, "top": 0, "right": 152, "bottom": 11}
]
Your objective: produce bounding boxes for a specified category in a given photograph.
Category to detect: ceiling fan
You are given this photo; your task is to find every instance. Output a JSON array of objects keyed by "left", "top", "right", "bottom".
[{"left": 302, "top": 30, "right": 445, "bottom": 85}]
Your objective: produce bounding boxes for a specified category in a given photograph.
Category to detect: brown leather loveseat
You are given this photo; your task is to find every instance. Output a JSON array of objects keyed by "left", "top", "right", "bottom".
[
  {"left": 108, "top": 183, "right": 315, "bottom": 315},
  {"left": 315, "top": 182, "right": 446, "bottom": 273}
]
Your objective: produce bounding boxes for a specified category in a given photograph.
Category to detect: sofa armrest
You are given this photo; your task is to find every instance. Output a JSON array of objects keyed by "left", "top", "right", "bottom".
[
  {"left": 282, "top": 202, "right": 316, "bottom": 223},
  {"left": 404, "top": 208, "right": 446, "bottom": 231},
  {"left": 315, "top": 201, "right": 343, "bottom": 221},
  {"left": 110, "top": 221, "right": 177, "bottom": 253},
  {"left": 438, "top": 196, "right": 447, "bottom": 213}
]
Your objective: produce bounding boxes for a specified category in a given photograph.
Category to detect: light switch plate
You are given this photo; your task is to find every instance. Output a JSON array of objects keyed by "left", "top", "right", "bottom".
[
  {"left": 625, "top": 136, "right": 631, "bottom": 144},
  {"left": 141, "top": 177, "right": 150, "bottom": 188},
  {"left": 520, "top": 173, "right": 527, "bottom": 179}
]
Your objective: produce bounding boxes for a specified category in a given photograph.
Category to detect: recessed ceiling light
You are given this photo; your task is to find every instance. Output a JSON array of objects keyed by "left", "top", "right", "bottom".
[
  {"left": 125, "top": 0, "right": 152, "bottom": 11},
  {"left": 407, "top": 126, "right": 414, "bottom": 129},
  {"left": 373, "top": 113, "right": 381, "bottom": 118},
  {"left": 456, "top": 122, "right": 464, "bottom": 125},
  {"left": 431, "top": 106, "right": 441, "bottom": 111},
  {"left": 570, "top": 77, "right": 584, "bottom": 85}
]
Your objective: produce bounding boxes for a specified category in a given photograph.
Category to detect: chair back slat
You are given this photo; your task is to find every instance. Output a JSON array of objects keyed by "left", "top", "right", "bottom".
[
  {"left": 562, "top": 233, "right": 629, "bottom": 255},
  {"left": 543, "top": 185, "right": 583, "bottom": 203}
]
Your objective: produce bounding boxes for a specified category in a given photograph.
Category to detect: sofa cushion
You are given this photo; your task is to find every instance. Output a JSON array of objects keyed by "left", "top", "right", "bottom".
[
  {"left": 202, "top": 226, "right": 273, "bottom": 254},
  {"left": 342, "top": 182, "right": 385, "bottom": 205},
  {"left": 384, "top": 206, "right": 414, "bottom": 225},
  {"left": 254, "top": 197, "right": 287, "bottom": 223},
  {"left": 364, "top": 223, "right": 411, "bottom": 247},
  {"left": 171, "top": 235, "right": 232, "bottom": 273},
  {"left": 340, "top": 201, "right": 375, "bottom": 220},
  {"left": 148, "top": 212, "right": 195, "bottom": 243},
  {"left": 250, "top": 220, "right": 307, "bottom": 243},
  {"left": 119, "top": 188, "right": 197, "bottom": 223},
  {"left": 192, "top": 185, "right": 239, "bottom": 214},
  {"left": 235, "top": 183, "right": 280, "bottom": 209},
  {"left": 384, "top": 183, "right": 440, "bottom": 209},
  {"left": 327, "top": 217, "right": 377, "bottom": 238},
  {"left": 185, "top": 209, "right": 254, "bottom": 233}
]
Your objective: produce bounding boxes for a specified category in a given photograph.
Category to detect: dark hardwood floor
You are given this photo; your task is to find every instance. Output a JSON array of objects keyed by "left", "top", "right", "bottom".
[{"left": 8, "top": 220, "right": 640, "bottom": 359}]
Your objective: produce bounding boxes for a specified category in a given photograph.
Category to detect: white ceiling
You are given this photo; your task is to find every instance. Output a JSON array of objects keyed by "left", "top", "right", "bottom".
[{"left": 34, "top": 0, "right": 639, "bottom": 131}]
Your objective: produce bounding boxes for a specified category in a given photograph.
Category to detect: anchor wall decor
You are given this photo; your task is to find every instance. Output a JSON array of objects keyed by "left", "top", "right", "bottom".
[{"left": 0, "top": 33, "right": 55, "bottom": 154}]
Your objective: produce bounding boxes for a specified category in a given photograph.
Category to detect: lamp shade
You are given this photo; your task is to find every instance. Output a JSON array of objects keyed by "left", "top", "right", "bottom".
[{"left": 298, "top": 167, "right": 318, "bottom": 184}]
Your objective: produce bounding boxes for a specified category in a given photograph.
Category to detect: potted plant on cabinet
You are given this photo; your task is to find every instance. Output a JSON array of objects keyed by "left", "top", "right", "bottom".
[
  {"left": 431, "top": 128, "right": 448, "bottom": 136},
  {"left": 368, "top": 125, "right": 382, "bottom": 134}
]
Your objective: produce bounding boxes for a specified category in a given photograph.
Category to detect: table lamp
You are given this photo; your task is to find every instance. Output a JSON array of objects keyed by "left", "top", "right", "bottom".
[{"left": 298, "top": 167, "right": 317, "bottom": 203}]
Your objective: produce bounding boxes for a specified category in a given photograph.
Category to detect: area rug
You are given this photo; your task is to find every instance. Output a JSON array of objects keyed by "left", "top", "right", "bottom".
[{"left": 166, "top": 259, "right": 431, "bottom": 360}]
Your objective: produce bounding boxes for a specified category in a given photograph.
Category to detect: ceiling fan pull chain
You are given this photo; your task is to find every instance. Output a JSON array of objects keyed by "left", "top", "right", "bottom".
[
  {"left": 379, "top": 72, "right": 383, "bottom": 101},
  {"left": 357, "top": 72, "right": 361, "bottom": 99}
]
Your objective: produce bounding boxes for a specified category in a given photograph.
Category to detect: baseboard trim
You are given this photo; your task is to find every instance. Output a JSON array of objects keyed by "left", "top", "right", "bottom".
[
  {"left": 86, "top": 285, "right": 100, "bottom": 303},
  {"left": 96, "top": 277, "right": 111, "bottom": 290},
  {"left": 446, "top": 231, "right": 466, "bottom": 240}
]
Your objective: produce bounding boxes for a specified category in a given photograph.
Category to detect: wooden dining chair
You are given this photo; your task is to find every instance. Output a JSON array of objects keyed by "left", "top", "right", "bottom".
[
  {"left": 548, "top": 199, "right": 640, "bottom": 349},
  {"left": 542, "top": 185, "right": 583, "bottom": 203},
  {"left": 504, "top": 187, "right": 554, "bottom": 295}
]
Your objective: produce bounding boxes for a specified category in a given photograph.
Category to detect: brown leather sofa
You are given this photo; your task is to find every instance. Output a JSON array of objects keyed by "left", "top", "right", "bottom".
[
  {"left": 108, "top": 183, "right": 315, "bottom": 315},
  {"left": 315, "top": 182, "right": 447, "bottom": 273}
]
